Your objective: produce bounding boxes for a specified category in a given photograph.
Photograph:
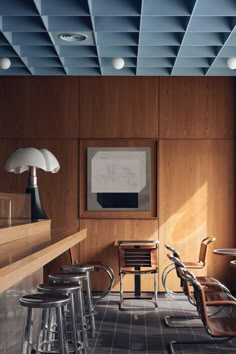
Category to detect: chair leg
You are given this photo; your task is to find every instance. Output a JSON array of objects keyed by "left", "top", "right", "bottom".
[
  {"left": 164, "top": 314, "right": 202, "bottom": 328},
  {"left": 169, "top": 337, "right": 233, "bottom": 354},
  {"left": 162, "top": 264, "right": 186, "bottom": 300},
  {"left": 119, "top": 272, "right": 124, "bottom": 310},
  {"left": 161, "top": 263, "right": 174, "bottom": 288},
  {"left": 154, "top": 272, "right": 158, "bottom": 310}
]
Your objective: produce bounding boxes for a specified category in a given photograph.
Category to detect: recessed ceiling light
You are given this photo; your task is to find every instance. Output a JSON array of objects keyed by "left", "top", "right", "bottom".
[{"left": 58, "top": 33, "right": 87, "bottom": 42}]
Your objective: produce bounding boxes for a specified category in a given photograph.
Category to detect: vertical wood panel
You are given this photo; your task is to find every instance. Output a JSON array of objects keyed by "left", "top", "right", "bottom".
[
  {"left": 159, "top": 77, "right": 235, "bottom": 139},
  {"left": 79, "top": 77, "right": 159, "bottom": 138},
  {"left": 0, "top": 77, "right": 80, "bottom": 138},
  {"left": 79, "top": 219, "right": 158, "bottom": 291},
  {"left": 159, "top": 140, "right": 235, "bottom": 291}
]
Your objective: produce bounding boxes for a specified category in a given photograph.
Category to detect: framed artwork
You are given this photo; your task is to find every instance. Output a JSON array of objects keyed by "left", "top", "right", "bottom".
[{"left": 79, "top": 140, "right": 157, "bottom": 219}]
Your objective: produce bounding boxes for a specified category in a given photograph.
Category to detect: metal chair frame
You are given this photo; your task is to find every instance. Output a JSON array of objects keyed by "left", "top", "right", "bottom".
[
  {"left": 164, "top": 256, "right": 232, "bottom": 328},
  {"left": 117, "top": 240, "right": 159, "bottom": 310},
  {"left": 162, "top": 236, "right": 216, "bottom": 299},
  {"left": 169, "top": 268, "right": 236, "bottom": 353},
  {"left": 69, "top": 247, "right": 115, "bottom": 300}
]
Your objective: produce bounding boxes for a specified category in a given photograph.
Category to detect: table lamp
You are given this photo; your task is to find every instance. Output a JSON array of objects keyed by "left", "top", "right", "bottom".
[{"left": 5, "top": 147, "right": 60, "bottom": 221}]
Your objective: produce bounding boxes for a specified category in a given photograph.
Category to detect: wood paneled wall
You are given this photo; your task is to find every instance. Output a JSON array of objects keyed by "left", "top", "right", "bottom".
[{"left": 0, "top": 76, "right": 235, "bottom": 290}]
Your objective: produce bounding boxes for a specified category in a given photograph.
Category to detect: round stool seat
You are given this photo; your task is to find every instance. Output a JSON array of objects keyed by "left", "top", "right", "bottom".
[
  {"left": 37, "top": 282, "right": 87, "bottom": 352},
  {"left": 49, "top": 272, "right": 86, "bottom": 283},
  {"left": 62, "top": 264, "right": 94, "bottom": 273},
  {"left": 19, "top": 293, "right": 71, "bottom": 354},
  {"left": 19, "top": 293, "right": 70, "bottom": 308},
  {"left": 37, "top": 282, "right": 82, "bottom": 294}
]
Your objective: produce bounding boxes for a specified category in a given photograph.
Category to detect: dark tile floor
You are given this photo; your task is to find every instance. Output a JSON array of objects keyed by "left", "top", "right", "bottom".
[{"left": 88, "top": 293, "right": 236, "bottom": 354}]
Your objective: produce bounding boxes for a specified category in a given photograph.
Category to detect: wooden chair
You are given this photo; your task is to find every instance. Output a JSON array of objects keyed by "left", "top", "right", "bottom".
[
  {"left": 162, "top": 236, "right": 216, "bottom": 298},
  {"left": 117, "top": 240, "right": 159, "bottom": 310},
  {"left": 169, "top": 268, "right": 236, "bottom": 353}
]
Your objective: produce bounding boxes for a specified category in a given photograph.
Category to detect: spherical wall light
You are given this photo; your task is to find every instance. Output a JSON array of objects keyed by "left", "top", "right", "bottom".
[
  {"left": 112, "top": 57, "right": 125, "bottom": 70},
  {"left": 0, "top": 57, "right": 11, "bottom": 70},
  {"left": 227, "top": 57, "right": 236, "bottom": 70}
]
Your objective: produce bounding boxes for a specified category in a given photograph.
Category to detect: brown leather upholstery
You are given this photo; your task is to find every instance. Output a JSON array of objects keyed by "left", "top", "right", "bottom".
[
  {"left": 173, "top": 257, "right": 232, "bottom": 306},
  {"left": 207, "top": 317, "right": 236, "bottom": 337},
  {"left": 182, "top": 237, "right": 216, "bottom": 269},
  {"left": 169, "top": 268, "right": 236, "bottom": 352},
  {"left": 180, "top": 268, "right": 236, "bottom": 338},
  {"left": 117, "top": 240, "right": 159, "bottom": 309},
  {"left": 166, "top": 237, "right": 215, "bottom": 270}
]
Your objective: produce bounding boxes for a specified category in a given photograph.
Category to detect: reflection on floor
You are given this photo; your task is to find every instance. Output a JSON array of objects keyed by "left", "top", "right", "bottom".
[{"left": 88, "top": 293, "right": 236, "bottom": 354}]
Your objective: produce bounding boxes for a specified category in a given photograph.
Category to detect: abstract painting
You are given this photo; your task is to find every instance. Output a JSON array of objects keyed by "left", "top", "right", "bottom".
[{"left": 87, "top": 147, "right": 151, "bottom": 211}]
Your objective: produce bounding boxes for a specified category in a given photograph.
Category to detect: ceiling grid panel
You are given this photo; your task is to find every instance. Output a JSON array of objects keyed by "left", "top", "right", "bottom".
[
  {"left": 171, "top": 0, "right": 201, "bottom": 76},
  {"left": 0, "top": 0, "right": 236, "bottom": 76},
  {"left": 205, "top": 19, "right": 236, "bottom": 76},
  {"left": 86, "top": 0, "right": 102, "bottom": 76},
  {"left": 136, "top": 0, "right": 144, "bottom": 76}
]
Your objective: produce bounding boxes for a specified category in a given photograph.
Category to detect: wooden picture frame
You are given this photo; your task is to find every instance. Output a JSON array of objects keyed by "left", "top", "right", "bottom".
[{"left": 79, "top": 140, "right": 157, "bottom": 219}]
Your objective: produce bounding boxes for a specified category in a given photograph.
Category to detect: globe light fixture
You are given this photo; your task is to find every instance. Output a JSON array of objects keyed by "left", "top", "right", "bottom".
[
  {"left": 5, "top": 148, "right": 60, "bottom": 221},
  {"left": 0, "top": 57, "right": 11, "bottom": 70},
  {"left": 227, "top": 57, "right": 236, "bottom": 70},
  {"left": 112, "top": 57, "right": 125, "bottom": 70}
]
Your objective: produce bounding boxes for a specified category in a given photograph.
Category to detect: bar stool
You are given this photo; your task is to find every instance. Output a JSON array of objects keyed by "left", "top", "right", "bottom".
[
  {"left": 37, "top": 282, "right": 86, "bottom": 354},
  {"left": 19, "top": 293, "right": 70, "bottom": 354},
  {"left": 48, "top": 273, "right": 91, "bottom": 343},
  {"left": 61, "top": 264, "right": 96, "bottom": 338},
  {"left": 69, "top": 247, "right": 114, "bottom": 300}
]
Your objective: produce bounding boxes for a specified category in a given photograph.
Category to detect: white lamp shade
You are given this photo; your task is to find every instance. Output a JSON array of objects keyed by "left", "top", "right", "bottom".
[
  {"left": 5, "top": 147, "right": 60, "bottom": 174},
  {"left": 40, "top": 149, "right": 60, "bottom": 173},
  {"left": 227, "top": 57, "right": 236, "bottom": 70},
  {"left": 0, "top": 58, "right": 11, "bottom": 70},
  {"left": 112, "top": 57, "right": 125, "bottom": 70}
]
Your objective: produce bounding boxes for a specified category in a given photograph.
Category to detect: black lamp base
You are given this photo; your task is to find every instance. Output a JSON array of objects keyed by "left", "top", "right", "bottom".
[{"left": 26, "top": 186, "right": 48, "bottom": 221}]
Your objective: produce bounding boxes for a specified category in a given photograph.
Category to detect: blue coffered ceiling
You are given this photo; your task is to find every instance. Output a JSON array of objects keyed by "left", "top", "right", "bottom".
[{"left": 0, "top": 0, "right": 236, "bottom": 76}]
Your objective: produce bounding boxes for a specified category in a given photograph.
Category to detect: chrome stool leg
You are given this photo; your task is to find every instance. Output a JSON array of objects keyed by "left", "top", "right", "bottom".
[
  {"left": 22, "top": 307, "right": 33, "bottom": 354},
  {"left": 61, "top": 265, "right": 96, "bottom": 338},
  {"left": 84, "top": 271, "right": 95, "bottom": 337},
  {"left": 19, "top": 293, "right": 70, "bottom": 354},
  {"left": 48, "top": 272, "right": 90, "bottom": 350},
  {"left": 38, "top": 282, "right": 86, "bottom": 354}
]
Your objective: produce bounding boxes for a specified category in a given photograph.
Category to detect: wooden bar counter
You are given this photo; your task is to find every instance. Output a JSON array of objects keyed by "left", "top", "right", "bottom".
[{"left": 0, "top": 221, "right": 87, "bottom": 354}]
